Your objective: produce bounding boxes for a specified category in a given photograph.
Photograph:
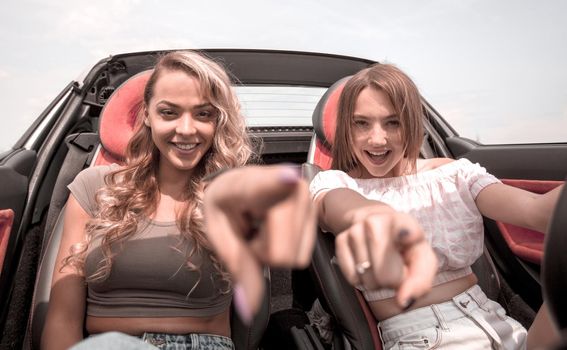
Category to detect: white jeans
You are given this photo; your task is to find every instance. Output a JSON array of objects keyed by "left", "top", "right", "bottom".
[{"left": 378, "top": 285, "right": 527, "bottom": 349}]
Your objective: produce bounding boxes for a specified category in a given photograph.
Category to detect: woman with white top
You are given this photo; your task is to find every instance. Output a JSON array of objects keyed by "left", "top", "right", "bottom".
[{"left": 309, "top": 63, "right": 563, "bottom": 349}]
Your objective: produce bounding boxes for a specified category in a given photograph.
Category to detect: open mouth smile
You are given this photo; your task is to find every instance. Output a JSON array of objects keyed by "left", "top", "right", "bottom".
[
  {"left": 171, "top": 142, "right": 199, "bottom": 152},
  {"left": 365, "top": 149, "right": 390, "bottom": 164}
]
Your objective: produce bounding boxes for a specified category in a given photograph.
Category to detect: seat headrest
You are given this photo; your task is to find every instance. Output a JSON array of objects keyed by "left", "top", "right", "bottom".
[
  {"left": 312, "top": 76, "right": 351, "bottom": 148},
  {"left": 309, "top": 76, "right": 350, "bottom": 170},
  {"left": 97, "top": 70, "right": 152, "bottom": 164}
]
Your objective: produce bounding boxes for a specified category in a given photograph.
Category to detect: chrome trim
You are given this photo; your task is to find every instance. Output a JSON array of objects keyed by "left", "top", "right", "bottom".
[
  {"left": 307, "top": 135, "right": 318, "bottom": 164},
  {"left": 23, "top": 89, "right": 73, "bottom": 150}
]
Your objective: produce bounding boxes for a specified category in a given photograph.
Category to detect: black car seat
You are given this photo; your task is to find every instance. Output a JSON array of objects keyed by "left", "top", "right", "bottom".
[
  {"left": 24, "top": 70, "right": 270, "bottom": 350},
  {"left": 303, "top": 75, "right": 502, "bottom": 350}
]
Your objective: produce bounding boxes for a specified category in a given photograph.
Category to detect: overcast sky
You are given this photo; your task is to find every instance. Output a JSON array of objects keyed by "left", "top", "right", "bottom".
[{"left": 1, "top": 0, "right": 566, "bottom": 152}]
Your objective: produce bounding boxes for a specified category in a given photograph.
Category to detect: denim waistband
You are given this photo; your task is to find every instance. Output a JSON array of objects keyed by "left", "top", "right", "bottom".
[
  {"left": 378, "top": 284, "right": 491, "bottom": 343},
  {"left": 141, "top": 332, "right": 234, "bottom": 350}
]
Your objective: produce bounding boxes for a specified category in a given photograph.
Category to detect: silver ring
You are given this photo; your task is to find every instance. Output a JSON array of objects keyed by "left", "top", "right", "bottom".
[{"left": 355, "top": 261, "right": 371, "bottom": 274}]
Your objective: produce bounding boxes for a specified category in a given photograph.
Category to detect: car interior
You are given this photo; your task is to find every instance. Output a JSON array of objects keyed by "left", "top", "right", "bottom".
[
  {"left": 0, "top": 50, "right": 374, "bottom": 349},
  {"left": 0, "top": 49, "right": 566, "bottom": 349}
]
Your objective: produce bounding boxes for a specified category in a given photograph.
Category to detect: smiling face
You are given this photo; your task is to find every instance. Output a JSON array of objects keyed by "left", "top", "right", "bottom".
[
  {"left": 350, "top": 87, "right": 407, "bottom": 179},
  {"left": 144, "top": 69, "right": 217, "bottom": 179}
]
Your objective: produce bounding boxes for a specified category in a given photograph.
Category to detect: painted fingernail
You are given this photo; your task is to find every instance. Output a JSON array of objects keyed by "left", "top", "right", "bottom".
[
  {"left": 402, "top": 297, "right": 416, "bottom": 311},
  {"left": 233, "top": 283, "right": 253, "bottom": 325},
  {"left": 278, "top": 166, "right": 301, "bottom": 184},
  {"left": 397, "top": 228, "right": 410, "bottom": 241}
]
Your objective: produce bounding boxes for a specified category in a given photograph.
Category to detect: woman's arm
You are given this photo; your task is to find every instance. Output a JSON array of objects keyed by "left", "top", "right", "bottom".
[
  {"left": 475, "top": 183, "right": 564, "bottom": 233},
  {"left": 316, "top": 188, "right": 395, "bottom": 233},
  {"left": 315, "top": 188, "right": 438, "bottom": 308},
  {"left": 41, "top": 195, "right": 89, "bottom": 350},
  {"left": 204, "top": 165, "right": 316, "bottom": 324},
  {"left": 527, "top": 302, "right": 561, "bottom": 350}
]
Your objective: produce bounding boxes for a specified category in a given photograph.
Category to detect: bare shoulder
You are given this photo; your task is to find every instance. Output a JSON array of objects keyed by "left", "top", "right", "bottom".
[{"left": 416, "top": 157, "right": 455, "bottom": 172}]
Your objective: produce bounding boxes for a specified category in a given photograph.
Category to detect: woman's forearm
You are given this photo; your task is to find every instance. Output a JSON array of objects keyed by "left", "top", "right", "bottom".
[
  {"left": 41, "top": 307, "right": 84, "bottom": 350},
  {"left": 532, "top": 184, "right": 564, "bottom": 233},
  {"left": 318, "top": 188, "right": 394, "bottom": 233}
]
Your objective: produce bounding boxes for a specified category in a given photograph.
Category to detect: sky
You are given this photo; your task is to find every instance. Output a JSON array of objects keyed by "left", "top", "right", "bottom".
[{"left": 1, "top": 0, "right": 566, "bottom": 152}]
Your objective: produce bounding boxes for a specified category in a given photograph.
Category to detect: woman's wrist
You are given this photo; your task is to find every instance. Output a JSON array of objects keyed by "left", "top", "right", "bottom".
[{"left": 345, "top": 202, "right": 396, "bottom": 227}]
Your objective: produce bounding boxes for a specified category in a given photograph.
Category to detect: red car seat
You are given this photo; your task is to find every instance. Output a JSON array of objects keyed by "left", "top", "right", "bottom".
[
  {"left": 26, "top": 70, "right": 270, "bottom": 350},
  {"left": 94, "top": 70, "right": 150, "bottom": 165}
]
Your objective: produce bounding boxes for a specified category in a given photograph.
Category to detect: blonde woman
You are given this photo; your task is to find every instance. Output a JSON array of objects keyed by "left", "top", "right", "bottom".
[{"left": 42, "top": 51, "right": 315, "bottom": 350}]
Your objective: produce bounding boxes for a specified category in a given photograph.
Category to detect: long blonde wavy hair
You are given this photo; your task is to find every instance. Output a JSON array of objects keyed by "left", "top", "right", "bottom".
[{"left": 64, "top": 51, "right": 255, "bottom": 292}]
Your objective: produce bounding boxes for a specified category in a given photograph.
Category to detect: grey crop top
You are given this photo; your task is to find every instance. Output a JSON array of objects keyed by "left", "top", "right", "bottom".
[{"left": 67, "top": 164, "right": 232, "bottom": 317}]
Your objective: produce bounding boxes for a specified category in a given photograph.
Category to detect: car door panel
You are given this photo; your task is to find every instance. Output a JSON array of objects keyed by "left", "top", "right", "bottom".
[
  {"left": 445, "top": 136, "right": 567, "bottom": 309},
  {"left": 0, "top": 150, "right": 36, "bottom": 341},
  {"left": 446, "top": 137, "right": 567, "bottom": 180},
  {"left": 0, "top": 149, "right": 36, "bottom": 246},
  {"left": 497, "top": 180, "right": 563, "bottom": 265},
  {"left": 0, "top": 209, "right": 14, "bottom": 273}
]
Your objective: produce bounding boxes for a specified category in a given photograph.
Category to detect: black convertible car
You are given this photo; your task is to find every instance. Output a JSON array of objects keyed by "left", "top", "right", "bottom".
[{"left": 0, "top": 49, "right": 566, "bottom": 349}]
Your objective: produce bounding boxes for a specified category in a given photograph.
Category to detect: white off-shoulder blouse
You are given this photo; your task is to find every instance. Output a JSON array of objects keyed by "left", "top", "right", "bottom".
[{"left": 309, "top": 158, "right": 501, "bottom": 301}]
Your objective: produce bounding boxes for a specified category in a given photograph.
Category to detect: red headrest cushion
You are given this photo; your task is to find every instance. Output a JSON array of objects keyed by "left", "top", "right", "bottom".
[
  {"left": 312, "top": 76, "right": 351, "bottom": 148},
  {"left": 99, "top": 70, "right": 152, "bottom": 161}
]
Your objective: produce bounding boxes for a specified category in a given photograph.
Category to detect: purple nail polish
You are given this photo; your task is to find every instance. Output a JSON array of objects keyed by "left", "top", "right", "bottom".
[
  {"left": 233, "top": 283, "right": 253, "bottom": 325},
  {"left": 278, "top": 166, "right": 300, "bottom": 184},
  {"left": 402, "top": 297, "right": 416, "bottom": 311},
  {"left": 397, "top": 228, "right": 410, "bottom": 241}
]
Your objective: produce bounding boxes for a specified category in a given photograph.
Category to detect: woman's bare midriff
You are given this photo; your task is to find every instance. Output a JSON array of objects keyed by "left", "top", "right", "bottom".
[
  {"left": 369, "top": 273, "right": 478, "bottom": 321},
  {"left": 85, "top": 308, "right": 231, "bottom": 338}
]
